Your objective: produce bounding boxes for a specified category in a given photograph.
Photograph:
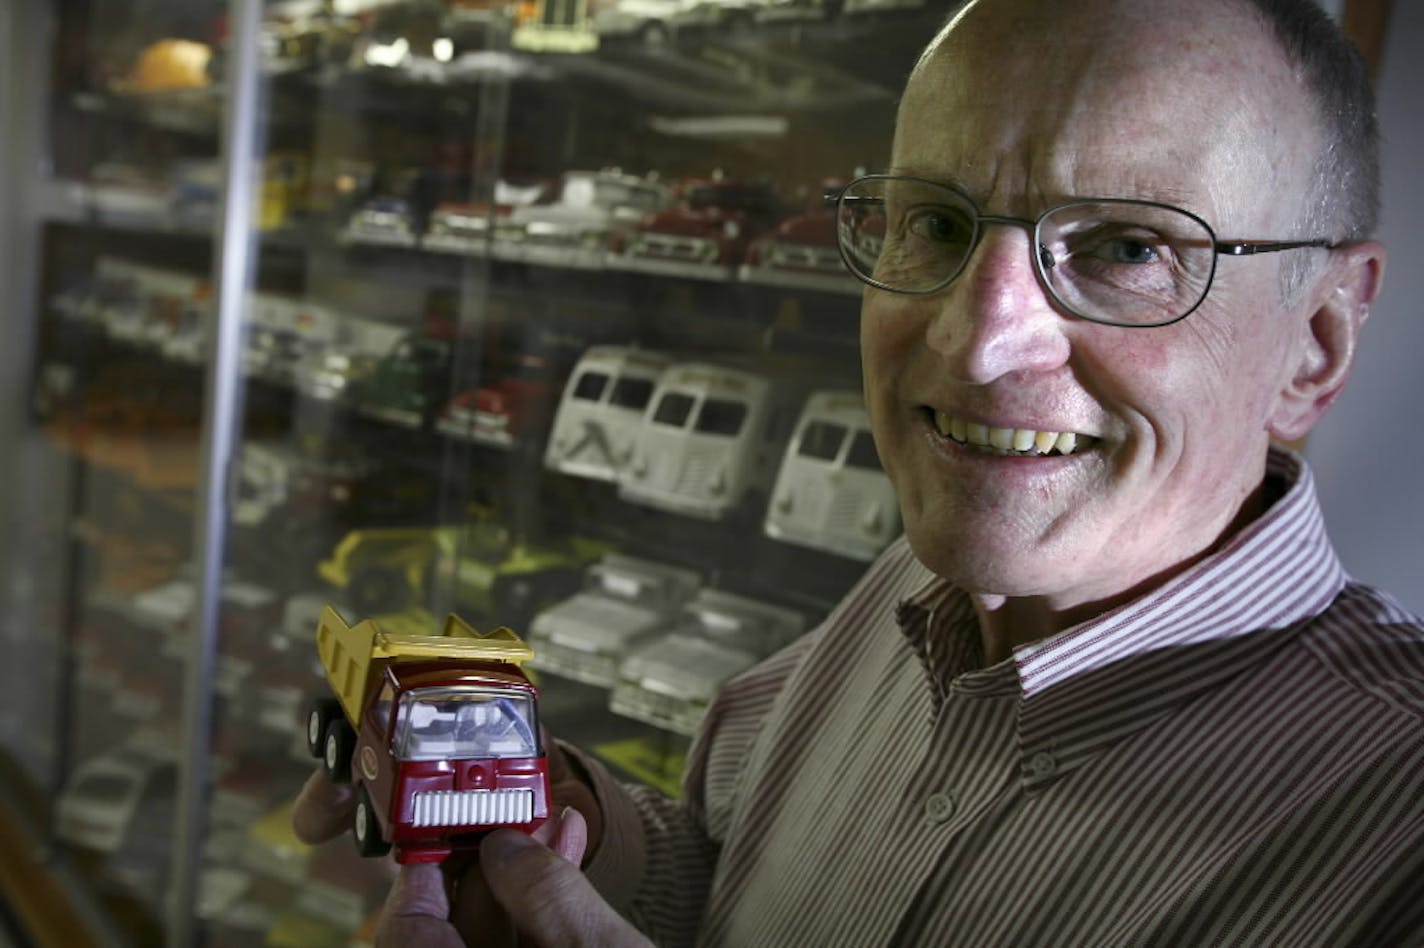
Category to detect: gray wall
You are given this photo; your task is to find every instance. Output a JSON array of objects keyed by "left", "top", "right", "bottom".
[{"left": 1308, "top": 2, "right": 1424, "bottom": 615}]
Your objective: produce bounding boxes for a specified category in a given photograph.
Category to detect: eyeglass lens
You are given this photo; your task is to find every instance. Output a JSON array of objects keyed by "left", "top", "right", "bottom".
[{"left": 835, "top": 177, "right": 1219, "bottom": 326}]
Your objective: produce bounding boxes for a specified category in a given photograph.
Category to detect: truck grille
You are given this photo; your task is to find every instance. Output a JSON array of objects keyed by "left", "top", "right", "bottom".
[
  {"left": 827, "top": 487, "right": 866, "bottom": 535},
  {"left": 410, "top": 789, "right": 534, "bottom": 827},
  {"left": 671, "top": 448, "right": 716, "bottom": 496}
]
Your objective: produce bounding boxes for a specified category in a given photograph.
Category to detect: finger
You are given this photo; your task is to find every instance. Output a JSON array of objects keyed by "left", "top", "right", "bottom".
[
  {"left": 448, "top": 858, "right": 517, "bottom": 947},
  {"left": 291, "top": 768, "right": 356, "bottom": 844},
  {"left": 544, "top": 742, "right": 603, "bottom": 858},
  {"left": 480, "top": 828, "right": 651, "bottom": 947},
  {"left": 447, "top": 812, "right": 587, "bottom": 947},
  {"left": 550, "top": 807, "right": 589, "bottom": 865},
  {"left": 377, "top": 864, "right": 465, "bottom": 948}
]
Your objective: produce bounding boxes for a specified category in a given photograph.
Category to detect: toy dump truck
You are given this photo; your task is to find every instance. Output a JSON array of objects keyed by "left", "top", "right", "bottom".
[{"left": 305, "top": 605, "right": 550, "bottom": 863}]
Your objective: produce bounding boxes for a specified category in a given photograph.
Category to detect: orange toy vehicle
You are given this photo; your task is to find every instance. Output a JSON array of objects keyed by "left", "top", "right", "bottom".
[{"left": 304, "top": 607, "right": 550, "bottom": 863}]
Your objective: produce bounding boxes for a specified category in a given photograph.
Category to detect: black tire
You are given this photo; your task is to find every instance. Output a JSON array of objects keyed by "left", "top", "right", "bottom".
[
  {"left": 322, "top": 718, "right": 356, "bottom": 782},
  {"left": 348, "top": 566, "right": 410, "bottom": 615},
  {"left": 305, "top": 696, "right": 343, "bottom": 757},
  {"left": 353, "top": 786, "right": 392, "bottom": 858}
]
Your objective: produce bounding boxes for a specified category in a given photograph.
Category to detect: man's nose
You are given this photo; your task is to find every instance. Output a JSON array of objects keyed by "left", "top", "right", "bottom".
[{"left": 924, "top": 226, "right": 1071, "bottom": 384}]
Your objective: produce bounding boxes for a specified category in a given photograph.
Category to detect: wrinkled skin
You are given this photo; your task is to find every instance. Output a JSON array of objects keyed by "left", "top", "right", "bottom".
[{"left": 861, "top": 0, "right": 1383, "bottom": 656}]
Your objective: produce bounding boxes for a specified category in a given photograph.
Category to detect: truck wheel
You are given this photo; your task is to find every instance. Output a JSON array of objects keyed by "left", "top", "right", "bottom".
[
  {"left": 353, "top": 787, "right": 392, "bottom": 858},
  {"left": 305, "top": 697, "right": 341, "bottom": 758},
  {"left": 323, "top": 719, "right": 355, "bottom": 782}
]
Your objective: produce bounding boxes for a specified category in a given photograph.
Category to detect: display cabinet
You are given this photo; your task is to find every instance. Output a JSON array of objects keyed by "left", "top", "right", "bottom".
[{"left": 0, "top": 0, "right": 939, "bottom": 943}]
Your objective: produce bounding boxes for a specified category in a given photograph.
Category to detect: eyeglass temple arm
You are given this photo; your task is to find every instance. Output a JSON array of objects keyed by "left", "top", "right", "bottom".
[{"left": 1215, "top": 238, "right": 1335, "bottom": 256}]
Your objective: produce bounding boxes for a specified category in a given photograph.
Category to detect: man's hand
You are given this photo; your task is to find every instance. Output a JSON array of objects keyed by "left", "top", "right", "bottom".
[
  {"left": 374, "top": 809, "right": 651, "bottom": 947},
  {"left": 291, "top": 767, "right": 356, "bottom": 844},
  {"left": 474, "top": 817, "right": 652, "bottom": 947},
  {"left": 290, "top": 731, "right": 632, "bottom": 945}
]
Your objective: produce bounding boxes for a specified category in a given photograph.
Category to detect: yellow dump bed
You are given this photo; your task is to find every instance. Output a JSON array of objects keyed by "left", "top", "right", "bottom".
[{"left": 316, "top": 605, "right": 534, "bottom": 727}]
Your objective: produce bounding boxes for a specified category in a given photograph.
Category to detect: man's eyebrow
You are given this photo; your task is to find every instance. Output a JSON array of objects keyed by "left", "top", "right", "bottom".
[
  {"left": 888, "top": 167, "right": 1207, "bottom": 211},
  {"left": 886, "top": 167, "right": 968, "bottom": 188}
]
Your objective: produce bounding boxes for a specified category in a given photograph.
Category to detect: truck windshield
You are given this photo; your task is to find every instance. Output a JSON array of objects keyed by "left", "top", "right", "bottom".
[{"left": 393, "top": 688, "right": 539, "bottom": 762}]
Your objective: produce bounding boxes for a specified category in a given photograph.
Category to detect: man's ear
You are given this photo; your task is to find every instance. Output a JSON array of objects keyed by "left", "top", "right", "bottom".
[{"left": 1268, "top": 240, "right": 1386, "bottom": 443}]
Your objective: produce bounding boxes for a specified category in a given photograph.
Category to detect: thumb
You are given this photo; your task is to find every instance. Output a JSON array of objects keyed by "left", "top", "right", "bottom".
[
  {"left": 479, "top": 827, "right": 651, "bottom": 948},
  {"left": 375, "top": 864, "right": 466, "bottom": 948}
]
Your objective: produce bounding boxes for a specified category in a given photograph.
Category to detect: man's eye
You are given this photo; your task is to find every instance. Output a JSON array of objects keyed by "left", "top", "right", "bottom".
[
  {"left": 1089, "top": 235, "right": 1164, "bottom": 264},
  {"left": 906, "top": 208, "right": 970, "bottom": 244}
]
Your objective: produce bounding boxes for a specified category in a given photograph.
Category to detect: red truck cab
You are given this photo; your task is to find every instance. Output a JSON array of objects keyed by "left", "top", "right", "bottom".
[
  {"left": 349, "top": 661, "right": 549, "bottom": 863},
  {"left": 308, "top": 607, "right": 553, "bottom": 863}
]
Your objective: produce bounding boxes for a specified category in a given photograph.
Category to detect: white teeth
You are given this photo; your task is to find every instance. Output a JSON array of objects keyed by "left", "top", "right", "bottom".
[{"left": 931, "top": 410, "right": 1095, "bottom": 457}]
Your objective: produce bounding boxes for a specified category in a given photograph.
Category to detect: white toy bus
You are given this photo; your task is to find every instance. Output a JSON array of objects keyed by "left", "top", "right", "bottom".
[
  {"left": 544, "top": 345, "right": 673, "bottom": 482},
  {"left": 764, "top": 389, "right": 900, "bottom": 561},
  {"left": 618, "top": 361, "right": 802, "bottom": 521}
]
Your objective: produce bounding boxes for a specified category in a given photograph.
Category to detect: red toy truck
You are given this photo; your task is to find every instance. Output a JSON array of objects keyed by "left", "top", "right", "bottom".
[{"left": 305, "top": 606, "right": 550, "bottom": 863}]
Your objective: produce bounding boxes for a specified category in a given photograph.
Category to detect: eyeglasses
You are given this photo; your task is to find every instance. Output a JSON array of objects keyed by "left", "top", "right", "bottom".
[{"left": 827, "top": 174, "right": 1336, "bottom": 328}]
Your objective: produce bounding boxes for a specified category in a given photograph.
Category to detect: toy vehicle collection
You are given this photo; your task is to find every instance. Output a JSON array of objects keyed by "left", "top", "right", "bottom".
[
  {"left": 527, "top": 553, "right": 703, "bottom": 688},
  {"left": 317, "top": 512, "right": 612, "bottom": 627},
  {"left": 610, "top": 587, "right": 804, "bottom": 735}
]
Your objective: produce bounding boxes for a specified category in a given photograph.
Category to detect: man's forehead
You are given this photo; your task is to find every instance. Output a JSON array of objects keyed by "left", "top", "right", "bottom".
[
  {"left": 897, "top": 0, "right": 1316, "bottom": 225},
  {"left": 937, "top": 0, "right": 1249, "bottom": 46}
]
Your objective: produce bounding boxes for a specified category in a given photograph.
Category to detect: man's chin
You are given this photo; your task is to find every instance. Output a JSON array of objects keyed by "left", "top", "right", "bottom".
[{"left": 904, "top": 522, "right": 1068, "bottom": 594}]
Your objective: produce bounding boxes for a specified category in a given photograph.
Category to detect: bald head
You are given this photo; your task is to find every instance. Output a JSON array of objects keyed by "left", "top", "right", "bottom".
[{"left": 904, "top": 0, "right": 1378, "bottom": 245}]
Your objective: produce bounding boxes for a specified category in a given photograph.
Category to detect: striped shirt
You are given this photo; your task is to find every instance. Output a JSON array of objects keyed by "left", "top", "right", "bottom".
[{"left": 579, "top": 448, "right": 1424, "bottom": 946}]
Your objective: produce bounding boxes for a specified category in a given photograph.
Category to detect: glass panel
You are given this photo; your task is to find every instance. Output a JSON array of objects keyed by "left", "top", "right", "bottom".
[
  {"left": 845, "top": 430, "right": 883, "bottom": 471},
  {"left": 394, "top": 688, "right": 540, "bottom": 761},
  {"left": 693, "top": 397, "right": 748, "bottom": 437},
  {"left": 0, "top": 0, "right": 954, "bottom": 941},
  {"left": 797, "top": 420, "right": 848, "bottom": 461},
  {"left": 572, "top": 369, "right": 610, "bottom": 401},
  {"left": 608, "top": 375, "right": 656, "bottom": 410},
  {"left": 651, "top": 391, "right": 695, "bottom": 427}
]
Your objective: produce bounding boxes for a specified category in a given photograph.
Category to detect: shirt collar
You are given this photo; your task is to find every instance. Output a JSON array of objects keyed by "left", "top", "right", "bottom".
[
  {"left": 894, "top": 447, "right": 1346, "bottom": 773},
  {"left": 1011, "top": 447, "right": 1344, "bottom": 696}
]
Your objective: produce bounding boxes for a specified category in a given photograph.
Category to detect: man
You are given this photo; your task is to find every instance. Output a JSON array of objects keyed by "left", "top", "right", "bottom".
[{"left": 295, "top": 0, "right": 1424, "bottom": 943}]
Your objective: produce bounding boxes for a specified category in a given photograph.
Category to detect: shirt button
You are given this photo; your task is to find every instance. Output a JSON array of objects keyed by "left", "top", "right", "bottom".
[
  {"left": 924, "top": 791, "right": 956, "bottom": 823},
  {"left": 1026, "top": 751, "right": 1057, "bottom": 779}
]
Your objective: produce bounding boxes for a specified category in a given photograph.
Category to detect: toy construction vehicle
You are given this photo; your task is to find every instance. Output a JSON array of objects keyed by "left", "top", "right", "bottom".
[{"left": 305, "top": 606, "right": 550, "bottom": 863}]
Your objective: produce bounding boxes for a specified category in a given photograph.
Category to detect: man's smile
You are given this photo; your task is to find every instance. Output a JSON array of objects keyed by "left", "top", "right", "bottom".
[{"left": 925, "top": 408, "right": 1101, "bottom": 457}]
